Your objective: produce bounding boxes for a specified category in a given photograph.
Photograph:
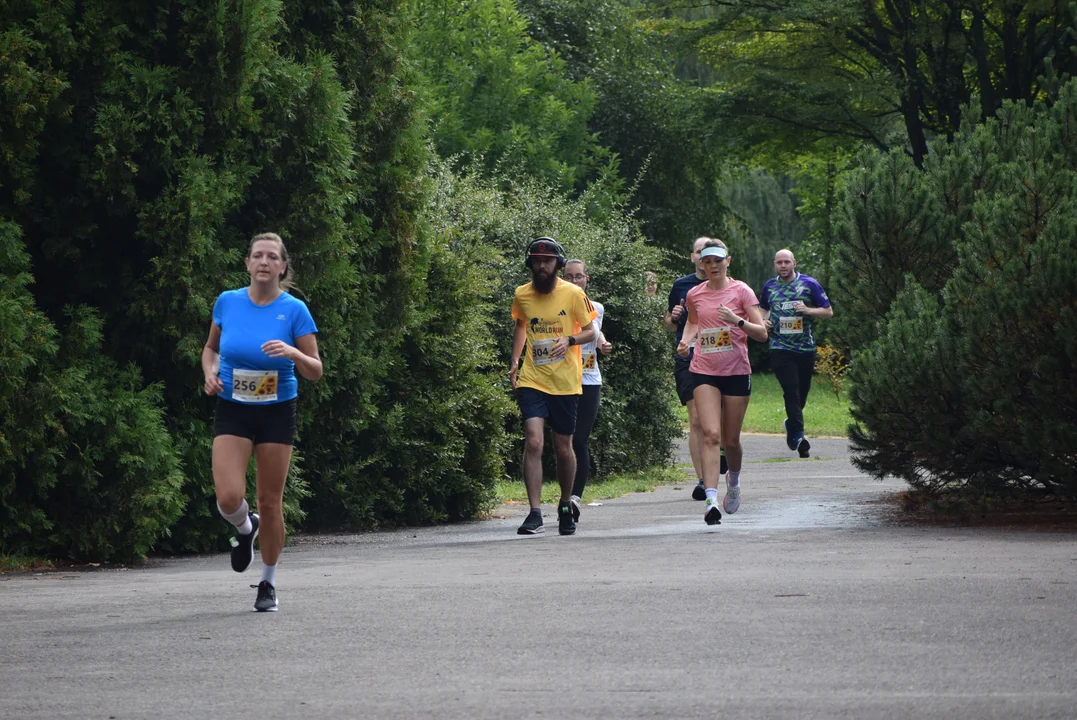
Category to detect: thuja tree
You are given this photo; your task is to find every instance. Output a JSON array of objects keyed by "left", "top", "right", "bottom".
[
  {"left": 0, "top": 220, "right": 184, "bottom": 561},
  {"left": 840, "top": 82, "right": 1077, "bottom": 501},
  {"left": 1, "top": 0, "right": 510, "bottom": 557}
]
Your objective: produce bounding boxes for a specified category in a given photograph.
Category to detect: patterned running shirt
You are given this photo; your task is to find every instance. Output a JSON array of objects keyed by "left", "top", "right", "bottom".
[{"left": 758, "top": 273, "right": 830, "bottom": 353}]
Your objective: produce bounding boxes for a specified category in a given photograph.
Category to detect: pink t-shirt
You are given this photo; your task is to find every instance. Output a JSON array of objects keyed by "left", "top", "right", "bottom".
[{"left": 686, "top": 279, "right": 759, "bottom": 376}]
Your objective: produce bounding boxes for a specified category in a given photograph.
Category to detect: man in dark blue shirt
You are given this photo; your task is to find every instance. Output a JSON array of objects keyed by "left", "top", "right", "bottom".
[
  {"left": 759, "top": 249, "right": 833, "bottom": 457},
  {"left": 665, "top": 236, "right": 726, "bottom": 500}
]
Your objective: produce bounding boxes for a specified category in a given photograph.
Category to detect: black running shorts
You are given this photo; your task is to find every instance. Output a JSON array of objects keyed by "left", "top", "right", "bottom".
[
  {"left": 213, "top": 397, "right": 298, "bottom": 445},
  {"left": 674, "top": 357, "right": 697, "bottom": 405},
  {"left": 690, "top": 373, "right": 752, "bottom": 397}
]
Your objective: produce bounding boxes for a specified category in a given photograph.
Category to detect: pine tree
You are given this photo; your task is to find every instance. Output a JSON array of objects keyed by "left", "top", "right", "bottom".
[{"left": 842, "top": 82, "right": 1077, "bottom": 502}]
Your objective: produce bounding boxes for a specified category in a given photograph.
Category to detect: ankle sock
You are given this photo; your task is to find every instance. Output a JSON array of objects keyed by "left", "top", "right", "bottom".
[
  {"left": 261, "top": 563, "right": 276, "bottom": 587},
  {"left": 705, "top": 488, "right": 718, "bottom": 504},
  {"left": 727, "top": 471, "right": 741, "bottom": 487},
  {"left": 218, "top": 499, "right": 252, "bottom": 535}
]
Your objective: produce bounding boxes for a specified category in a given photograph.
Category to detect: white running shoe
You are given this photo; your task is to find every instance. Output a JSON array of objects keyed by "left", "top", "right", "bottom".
[
  {"left": 569, "top": 495, "right": 581, "bottom": 523},
  {"left": 723, "top": 477, "right": 741, "bottom": 514}
]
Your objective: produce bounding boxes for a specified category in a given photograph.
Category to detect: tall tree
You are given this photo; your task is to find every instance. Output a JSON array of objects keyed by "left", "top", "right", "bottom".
[
  {"left": 0, "top": 0, "right": 513, "bottom": 558},
  {"left": 646, "top": 0, "right": 1077, "bottom": 165},
  {"left": 518, "top": 0, "right": 731, "bottom": 248},
  {"left": 410, "top": 0, "right": 609, "bottom": 193},
  {"left": 839, "top": 82, "right": 1077, "bottom": 501}
]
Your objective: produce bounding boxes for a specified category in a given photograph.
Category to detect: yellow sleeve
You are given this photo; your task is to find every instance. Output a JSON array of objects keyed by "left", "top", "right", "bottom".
[{"left": 575, "top": 291, "right": 598, "bottom": 327}]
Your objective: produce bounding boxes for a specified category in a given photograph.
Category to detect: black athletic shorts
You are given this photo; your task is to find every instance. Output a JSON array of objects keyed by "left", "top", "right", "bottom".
[
  {"left": 674, "top": 357, "right": 697, "bottom": 405},
  {"left": 691, "top": 373, "right": 752, "bottom": 397},
  {"left": 517, "top": 387, "right": 579, "bottom": 436},
  {"left": 214, "top": 397, "right": 298, "bottom": 445}
]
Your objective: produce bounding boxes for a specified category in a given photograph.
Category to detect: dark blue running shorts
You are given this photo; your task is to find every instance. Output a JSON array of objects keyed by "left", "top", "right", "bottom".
[{"left": 517, "top": 387, "right": 580, "bottom": 436}]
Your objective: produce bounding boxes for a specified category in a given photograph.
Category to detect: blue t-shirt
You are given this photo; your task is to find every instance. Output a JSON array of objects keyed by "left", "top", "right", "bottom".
[
  {"left": 667, "top": 273, "right": 705, "bottom": 359},
  {"left": 213, "top": 289, "right": 318, "bottom": 404},
  {"left": 758, "top": 273, "right": 830, "bottom": 353}
]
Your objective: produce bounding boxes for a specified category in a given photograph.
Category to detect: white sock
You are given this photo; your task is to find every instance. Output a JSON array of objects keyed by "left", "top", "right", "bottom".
[
  {"left": 705, "top": 488, "right": 718, "bottom": 504},
  {"left": 218, "top": 499, "right": 252, "bottom": 535},
  {"left": 260, "top": 563, "right": 277, "bottom": 587},
  {"left": 728, "top": 471, "right": 741, "bottom": 487}
]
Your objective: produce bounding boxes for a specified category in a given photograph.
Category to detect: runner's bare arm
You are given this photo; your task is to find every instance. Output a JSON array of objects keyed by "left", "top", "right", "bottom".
[
  {"left": 677, "top": 306, "right": 698, "bottom": 358},
  {"left": 793, "top": 302, "right": 833, "bottom": 319},
  {"left": 744, "top": 304, "right": 768, "bottom": 342},
  {"left": 551, "top": 321, "right": 595, "bottom": 359},
  {"left": 664, "top": 298, "right": 686, "bottom": 332},
  {"left": 761, "top": 307, "right": 773, "bottom": 332},
  {"left": 508, "top": 319, "right": 527, "bottom": 390},
  {"left": 598, "top": 331, "right": 612, "bottom": 355},
  {"left": 292, "top": 334, "right": 323, "bottom": 381},
  {"left": 261, "top": 335, "right": 322, "bottom": 381},
  {"left": 202, "top": 321, "right": 224, "bottom": 395}
]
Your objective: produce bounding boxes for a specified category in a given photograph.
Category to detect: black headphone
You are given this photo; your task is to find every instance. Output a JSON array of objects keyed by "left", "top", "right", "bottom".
[{"left": 525, "top": 236, "right": 567, "bottom": 269}]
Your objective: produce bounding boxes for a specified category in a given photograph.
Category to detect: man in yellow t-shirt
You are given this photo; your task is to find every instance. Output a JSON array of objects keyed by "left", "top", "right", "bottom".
[{"left": 509, "top": 237, "right": 597, "bottom": 537}]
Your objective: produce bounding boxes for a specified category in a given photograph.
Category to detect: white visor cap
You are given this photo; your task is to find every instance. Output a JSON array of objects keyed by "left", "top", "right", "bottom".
[{"left": 700, "top": 246, "right": 728, "bottom": 259}]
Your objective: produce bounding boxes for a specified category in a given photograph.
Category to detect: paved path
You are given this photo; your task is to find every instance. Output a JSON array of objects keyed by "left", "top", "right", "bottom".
[{"left": 3, "top": 435, "right": 1076, "bottom": 719}]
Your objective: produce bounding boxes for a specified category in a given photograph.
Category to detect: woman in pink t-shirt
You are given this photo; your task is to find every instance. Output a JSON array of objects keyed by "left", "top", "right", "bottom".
[{"left": 677, "top": 239, "right": 768, "bottom": 526}]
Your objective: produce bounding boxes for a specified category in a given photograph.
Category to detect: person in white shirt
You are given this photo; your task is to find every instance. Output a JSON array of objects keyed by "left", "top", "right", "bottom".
[{"left": 563, "top": 260, "right": 612, "bottom": 522}]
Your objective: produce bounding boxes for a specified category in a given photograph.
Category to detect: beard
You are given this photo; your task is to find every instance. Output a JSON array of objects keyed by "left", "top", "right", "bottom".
[{"left": 532, "top": 269, "right": 557, "bottom": 293}]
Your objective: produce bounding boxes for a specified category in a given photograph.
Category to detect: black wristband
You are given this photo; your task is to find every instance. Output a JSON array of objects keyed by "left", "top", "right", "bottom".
[
  {"left": 737, "top": 319, "right": 745, "bottom": 328},
  {"left": 568, "top": 336, "right": 576, "bottom": 346}
]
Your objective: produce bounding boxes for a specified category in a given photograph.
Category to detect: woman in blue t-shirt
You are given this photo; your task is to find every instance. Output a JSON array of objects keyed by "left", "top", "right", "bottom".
[{"left": 201, "top": 232, "right": 322, "bottom": 612}]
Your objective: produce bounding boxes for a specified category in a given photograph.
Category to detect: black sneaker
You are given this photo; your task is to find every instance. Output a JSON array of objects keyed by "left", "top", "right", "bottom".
[
  {"left": 797, "top": 437, "right": 811, "bottom": 458},
  {"left": 692, "top": 479, "right": 706, "bottom": 501},
  {"left": 517, "top": 510, "right": 544, "bottom": 535},
  {"left": 252, "top": 581, "right": 277, "bottom": 612},
  {"left": 783, "top": 419, "right": 797, "bottom": 451},
  {"left": 230, "top": 512, "right": 259, "bottom": 573},
  {"left": 558, "top": 501, "right": 576, "bottom": 536},
  {"left": 704, "top": 498, "right": 722, "bottom": 526},
  {"left": 720, "top": 450, "right": 728, "bottom": 476}
]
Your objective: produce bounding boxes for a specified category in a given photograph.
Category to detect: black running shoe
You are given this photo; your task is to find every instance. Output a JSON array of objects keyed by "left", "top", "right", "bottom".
[
  {"left": 692, "top": 479, "right": 706, "bottom": 501},
  {"left": 558, "top": 501, "right": 576, "bottom": 536},
  {"left": 797, "top": 437, "right": 811, "bottom": 458},
  {"left": 230, "top": 512, "right": 259, "bottom": 573},
  {"left": 517, "top": 510, "right": 544, "bottom": 535},
  {"left": 720, "top": 450, "right": 728, "bottom": 476},
  {"left": 704, "top": 499, "right": 722, "bottom": 526},
  {"left": 252, "top": 581, "right": 277, "bottom": 612}
]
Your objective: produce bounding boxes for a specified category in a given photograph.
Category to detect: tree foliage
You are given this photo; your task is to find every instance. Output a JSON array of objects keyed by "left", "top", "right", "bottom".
[
  {"left": 423, "top": 157, "right": 681, "bottom": 478},
  {"left": 0, "top": 0, "right": 523, "bottom": 559},
  {"left": 838, "top": 81, "right": 1077, "bottom": 501},
  {"left": 410, "top": 0, "right": 610, "bottom": 193},
  {"left": 646, "top": 0, "right": 1077, "bottom": 166},
  {"left": 518, "top": 0, "right": 731, "bottom": 248}
]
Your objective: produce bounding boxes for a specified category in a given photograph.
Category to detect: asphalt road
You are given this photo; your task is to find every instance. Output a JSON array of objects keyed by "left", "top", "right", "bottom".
[{"left": 3, "top": 435, "right": 1076, "bottom": 719}]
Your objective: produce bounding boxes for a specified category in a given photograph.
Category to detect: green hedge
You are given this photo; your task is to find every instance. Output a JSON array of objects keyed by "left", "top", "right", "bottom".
[
  {"left": 0, "top": 1, "right": 683, "bottom": 561},
  {"left": 423, "top": 161, "right": 680, "bottom": 479}
]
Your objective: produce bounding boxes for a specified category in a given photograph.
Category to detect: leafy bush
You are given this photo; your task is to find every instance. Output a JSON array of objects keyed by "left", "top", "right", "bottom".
[
  {"left": 422, "top": 159, "right": 680, "bottom": 479},
  {"left": 0, "top": 221, "right": 183, "bottom": 562}
]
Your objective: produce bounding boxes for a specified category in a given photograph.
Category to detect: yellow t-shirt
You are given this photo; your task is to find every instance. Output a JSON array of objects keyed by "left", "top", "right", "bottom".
[{"left": 512, "top": 278, "right": 599, "bottom": 395}]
